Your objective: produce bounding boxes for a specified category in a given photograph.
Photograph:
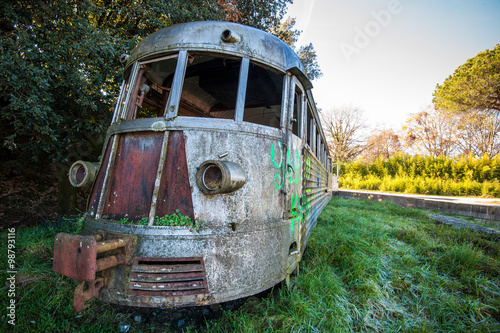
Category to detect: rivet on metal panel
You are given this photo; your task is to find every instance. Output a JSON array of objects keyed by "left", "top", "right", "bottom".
[{"left": 218, "top": 152, "right": 229, "bottom": 159}]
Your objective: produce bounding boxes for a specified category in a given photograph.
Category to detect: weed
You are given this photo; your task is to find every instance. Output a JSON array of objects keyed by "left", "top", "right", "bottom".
[{"left": 113, "top": 210, "right": 206, "bottom": 231}]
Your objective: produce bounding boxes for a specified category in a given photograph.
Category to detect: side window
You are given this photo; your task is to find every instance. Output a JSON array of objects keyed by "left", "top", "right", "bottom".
[
  {"left": 306, "top": 102, "right": 313, "bottom": 148},
  {"left": 178, "top": 53, "right": 241, "bottom": 119},
  {"left": 292, "top": 87, "right": 303, "bottom": 137},
  {"left": 243, "top": 62, "right": 284, "bottom": 129},
  {"left": 127, "top": 56, "right": 178, "bottom": 119}
]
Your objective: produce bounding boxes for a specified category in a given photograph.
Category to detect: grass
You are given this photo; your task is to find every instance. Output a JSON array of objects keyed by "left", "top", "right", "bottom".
[{"left": 1, "top": 198, "right": 499, "bottom": 332}]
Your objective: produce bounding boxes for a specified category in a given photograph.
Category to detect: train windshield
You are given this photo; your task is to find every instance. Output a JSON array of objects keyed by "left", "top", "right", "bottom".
[
  {"left": 179, "top": 53, "right": 241, "bottom": 119},
  {"left": 119, "top": 52, "right": 285, "bottom": 131}
]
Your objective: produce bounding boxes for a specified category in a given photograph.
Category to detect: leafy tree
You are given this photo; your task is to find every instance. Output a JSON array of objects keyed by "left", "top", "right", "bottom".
[
  {"left": 322, "top": 106, "right": 367, "bottom": 163},
  {"left": 402, "top": 106, "right": 457, "bottom": 157},
  {"left": 0, "top": 0, "right": 310, "bottom": 215},
  {"left": 237, "top": 0, "right": 291, "bottom": 31},
  {"left": 268, "top": 17, "right": 322, "bottom": 81},
  {"left": 297, "top": 43, "right": 322, "bottom": 81},
  {"left": 0, "top": 0, "right": 126, "bottom": 214},
  {"left": 433, "top": 44, "right": 500, "bottom": 114},
  {"left": 268, "top": 17, "right": 300, "bottom": 47}
]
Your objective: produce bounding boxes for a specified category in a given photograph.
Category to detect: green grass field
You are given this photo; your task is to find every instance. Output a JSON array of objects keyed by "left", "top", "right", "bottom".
[{"left": 1, "top": 198, "right": 499, "bottom": 332}]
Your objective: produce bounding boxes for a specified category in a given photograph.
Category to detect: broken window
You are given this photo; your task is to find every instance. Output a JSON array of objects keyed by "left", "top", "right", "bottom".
[
  {"left": 178, "top": 53, "right": 241, "bottom": 119},
  {"left": 243, "top": 62, "right": 284, "bottom": 129},
  {"left": 127, "top": 55, "right": 179, "bottom": 119}
]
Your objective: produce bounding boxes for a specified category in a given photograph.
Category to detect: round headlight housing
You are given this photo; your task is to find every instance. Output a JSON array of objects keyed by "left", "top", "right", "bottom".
[
  {"left": 196, "top": 161, "right": 246, "bottom": 194},
  {"left": 68, "top": 160, "right": 99, "bottom": 188}
]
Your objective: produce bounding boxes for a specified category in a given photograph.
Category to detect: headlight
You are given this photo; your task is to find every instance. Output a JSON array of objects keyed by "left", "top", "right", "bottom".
[
  {"left": 196, "top": 161, "right": 246, "bottom": 194},
  {"left": 68, "top": 161, "right": 99, "bottom": 188}
]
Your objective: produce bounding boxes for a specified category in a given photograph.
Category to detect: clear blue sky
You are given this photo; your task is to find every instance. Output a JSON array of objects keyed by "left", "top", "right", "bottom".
[{"left": 286, "top": 0, "right": 500, "bottom": 129}]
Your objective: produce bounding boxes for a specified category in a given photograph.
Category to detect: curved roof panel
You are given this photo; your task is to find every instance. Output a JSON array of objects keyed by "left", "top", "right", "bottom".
[{"left": 127, "top": 21, "right": 307, "bottom": 79}]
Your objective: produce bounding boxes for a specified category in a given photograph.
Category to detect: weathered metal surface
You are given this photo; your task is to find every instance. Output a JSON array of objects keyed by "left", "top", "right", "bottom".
[
  {"left": 102, "top": 132, "right": 163, "bottom": 219},
  {"left": 155, "top": 131, "right": 195, "bottom": 221}
]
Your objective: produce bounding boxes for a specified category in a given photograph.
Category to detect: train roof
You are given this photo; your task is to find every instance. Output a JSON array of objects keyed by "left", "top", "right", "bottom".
[{"left": 126, "top": 21, "right": 312, "bottom": 89}]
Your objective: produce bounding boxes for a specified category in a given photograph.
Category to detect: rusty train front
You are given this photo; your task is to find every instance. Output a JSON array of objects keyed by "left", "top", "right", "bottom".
[{"left": 53, "top": 21, "right": 334, "bottom": 310}]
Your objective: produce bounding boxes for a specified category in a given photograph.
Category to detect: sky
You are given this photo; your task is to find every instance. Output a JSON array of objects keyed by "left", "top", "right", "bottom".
[{"left": 286, "top": 0, "right": 500, "bottom": 130}]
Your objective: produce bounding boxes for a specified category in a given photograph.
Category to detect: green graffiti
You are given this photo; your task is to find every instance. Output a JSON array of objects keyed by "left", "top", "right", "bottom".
[
  {"left": 288, "top": 150, "right": 301, "bottom": 185},
  {"left": 271, "top": 141, "right": 286, "bottom": 189},
  {"left": 270, "top": 141, "right": 312, "bottom": 235}
]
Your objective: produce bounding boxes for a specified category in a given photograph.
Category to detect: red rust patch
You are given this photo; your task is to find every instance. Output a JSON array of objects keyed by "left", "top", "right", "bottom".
[
  {"left": 53, "top": 233, "right": 98, "bottom": 282},
  {"left": 103, "top": 132, "right": 163, "bottom": 219},
  {"left": 156, "top": 131, "right": 195, "bottom": 221}
]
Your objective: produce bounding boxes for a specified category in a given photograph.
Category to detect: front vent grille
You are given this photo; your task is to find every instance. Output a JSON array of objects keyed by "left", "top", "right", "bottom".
[{"left": 128, "top": 257, "right": 209, "bottom": 296}]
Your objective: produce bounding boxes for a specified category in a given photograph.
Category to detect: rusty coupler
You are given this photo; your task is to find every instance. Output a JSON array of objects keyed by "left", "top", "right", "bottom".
[{"left": 53, "top": 232, "right": 134, "bottom": 311}]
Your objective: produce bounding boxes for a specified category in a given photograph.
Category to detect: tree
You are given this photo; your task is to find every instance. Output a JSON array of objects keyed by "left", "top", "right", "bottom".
[
  {"left": 322, "top": 106, "right": 367, "bottom": 162},
  {"left": 0, "top": 0, "right": 291, "bottom": 214},
  {"left": 297, "top": 43, "right": 322, "bottom": 81},
  {"left": 267, "top": 17, "right": 300, "bottom": 47},
  {"left": 0, "top": 0, "right": 127, "bottom": 214},
  {"left": 433, "top": 44, "right": 500, "bottom": 114},
  {"left": 236, "top": 0, "right": 291, "bottom": 31},
  {"left": 361, "top": 128, "right": 402, "bottom": 162},
  {"left": 267, "top": 17, "right": 322, "bottom": 81},
  {"left": 402, "top": 106, "right": 457, "bottom": 157}
]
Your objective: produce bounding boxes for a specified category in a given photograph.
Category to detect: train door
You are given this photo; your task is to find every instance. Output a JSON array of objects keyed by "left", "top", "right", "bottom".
[{"left": 283, "top": 77, "right": 306, "bottom": 275}]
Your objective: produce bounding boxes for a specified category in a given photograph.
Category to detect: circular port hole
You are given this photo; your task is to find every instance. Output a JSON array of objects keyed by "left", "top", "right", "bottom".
[
  {"left": 222, "top": 29, "right": 231, "bottom": 40},
  {"left": 69, "top": 163, "right": 87, "bottom": 187},
  {"left": 75, "top": 165, "right": 87, "bottom": 185},
  {"left": 202, "top": 165, "right": 223, "bottom": 191}
]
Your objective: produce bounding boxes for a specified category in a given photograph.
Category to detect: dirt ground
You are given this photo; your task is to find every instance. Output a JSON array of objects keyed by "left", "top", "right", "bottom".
[{"left": 0, "top": 166, "right": 88, "bottom": 229}]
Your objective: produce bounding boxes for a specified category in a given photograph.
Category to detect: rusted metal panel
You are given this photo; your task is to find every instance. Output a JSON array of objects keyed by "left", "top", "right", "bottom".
[
  {"left": 103, "top": 132, "right": 164, "bottom": 219},
  {"left": 88, "top": 135, "right": 114, "bottom": 214},
  {"left": 53, "top": 233, "right": 98, "bottom": 282},
  {"left": 155, "top": 131, "right": 195, "bottom": 221}
]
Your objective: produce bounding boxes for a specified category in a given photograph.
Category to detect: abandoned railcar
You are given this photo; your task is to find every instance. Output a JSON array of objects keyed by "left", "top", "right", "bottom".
[{"left": 53, "top": 21, "right": 334, "bottom": 311}]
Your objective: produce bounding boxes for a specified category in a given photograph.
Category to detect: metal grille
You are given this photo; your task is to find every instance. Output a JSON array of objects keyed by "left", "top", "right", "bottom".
[{"left": 128, "top": 257, "right": 209, "bottom": 296}]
